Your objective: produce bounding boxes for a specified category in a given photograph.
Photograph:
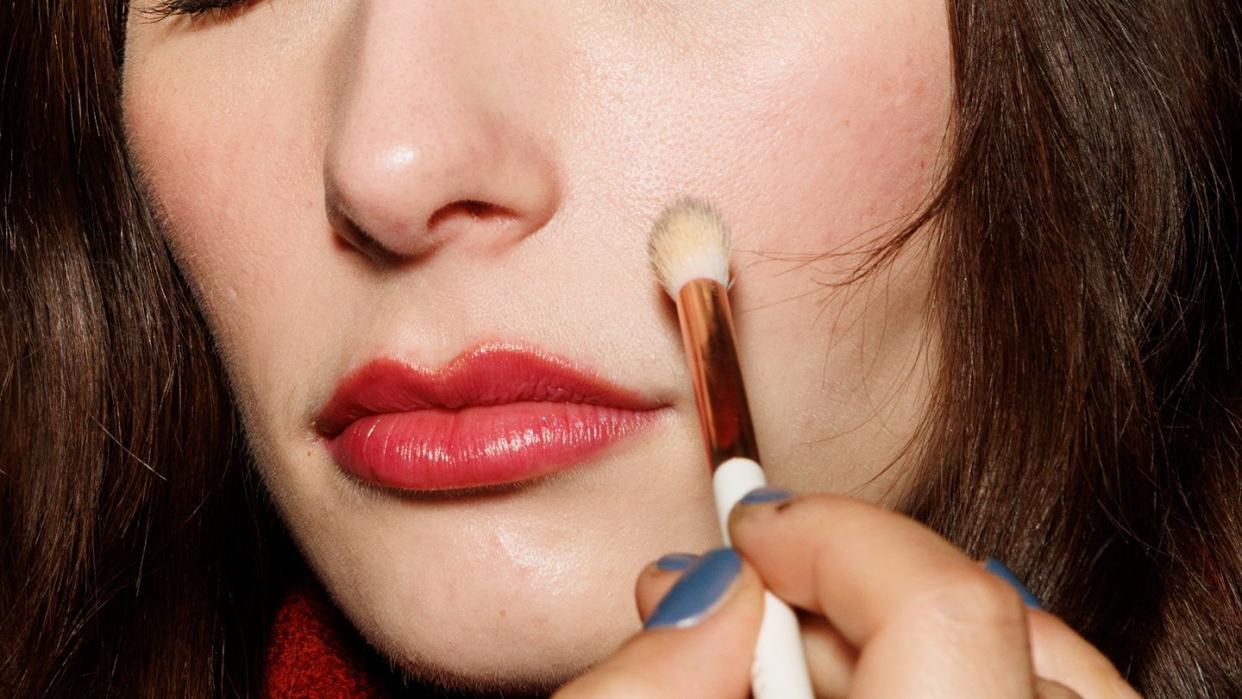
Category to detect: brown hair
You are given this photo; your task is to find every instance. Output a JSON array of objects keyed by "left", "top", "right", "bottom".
[
  {"left": 901, "top": 3, "right": 1242, "bottom": 695},
  {"left": 2, "top": 1, "right": 1239, "bottom": 696}
]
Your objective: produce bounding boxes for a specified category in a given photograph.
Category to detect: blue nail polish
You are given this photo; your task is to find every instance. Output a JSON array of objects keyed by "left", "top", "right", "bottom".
[
  {"left": 644, "top": 548, "right": 742, "bottom": 629},
  {"left": 984, "top": 558, "right": 1043, "bottom": 609},
  {"left": 739, "top": 487, "right": 793, "bottom": 505},
  {"left": 655, "top": 553, "right": 698, "bottom": 572}
]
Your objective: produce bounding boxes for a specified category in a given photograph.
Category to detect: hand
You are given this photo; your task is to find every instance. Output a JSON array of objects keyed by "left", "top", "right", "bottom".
[{"left": 554, "top": 491, "right": 1140, "bottom": 698}]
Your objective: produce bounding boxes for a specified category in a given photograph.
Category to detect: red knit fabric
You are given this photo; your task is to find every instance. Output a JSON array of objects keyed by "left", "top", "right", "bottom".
[{"left": 263, "top": 579, "right": 389, "bottom": 698}]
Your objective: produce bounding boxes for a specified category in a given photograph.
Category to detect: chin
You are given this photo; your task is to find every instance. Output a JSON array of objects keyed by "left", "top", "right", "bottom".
[
  {"left": 303, "top": 506, "right": 647, "bottom": 695},
  {"left": 358, "top": 589, "right": 625, "bottom": 696},
  {"left": 254, "top": 401, "right": 720, "bottom": 695}
]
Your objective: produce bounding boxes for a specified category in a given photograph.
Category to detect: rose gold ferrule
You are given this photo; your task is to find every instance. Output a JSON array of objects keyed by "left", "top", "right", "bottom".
[{"left": 676, "top": 278, "right": 760, "bottom": 469}]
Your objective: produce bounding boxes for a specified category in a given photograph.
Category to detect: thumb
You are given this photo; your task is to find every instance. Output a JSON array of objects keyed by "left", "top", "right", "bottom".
[{"left": 554, "top": 548, "right": 765, "bottom": 699}]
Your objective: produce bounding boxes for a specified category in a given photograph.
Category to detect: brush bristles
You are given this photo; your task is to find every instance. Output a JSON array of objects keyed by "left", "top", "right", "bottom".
[{"left": 647, "top": 198, "right": 731, "bottom": 297}]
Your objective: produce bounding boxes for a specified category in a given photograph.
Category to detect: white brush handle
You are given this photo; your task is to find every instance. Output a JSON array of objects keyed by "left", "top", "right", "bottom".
[{"left": 713, "top": 457, "right": 814, "bottom": 699}]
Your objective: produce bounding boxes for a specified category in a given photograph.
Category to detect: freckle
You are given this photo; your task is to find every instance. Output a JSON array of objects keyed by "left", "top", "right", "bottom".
[{"left": 775, "top": 501, "right": 793, "bottom": 513}]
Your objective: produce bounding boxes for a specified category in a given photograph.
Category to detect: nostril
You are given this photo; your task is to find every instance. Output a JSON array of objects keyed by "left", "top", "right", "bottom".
[
  {"left": 426, "top": 199, "right": 515, "bottom": 231},
  {"left": 457, "top": 200, "right": 495, "bottom": 217},
  {"left": 329, "top": 208, "right": 407, "bottom": 266}
]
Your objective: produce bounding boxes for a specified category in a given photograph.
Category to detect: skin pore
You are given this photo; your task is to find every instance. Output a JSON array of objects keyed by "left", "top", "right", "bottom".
[{"left": 123, "top": 0, "right": 949, "bottom": 691}]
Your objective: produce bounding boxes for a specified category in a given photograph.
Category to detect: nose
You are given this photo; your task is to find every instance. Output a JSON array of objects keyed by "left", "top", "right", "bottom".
[{"left": 323, "top": 2, "right": 560, "bottom": 264}]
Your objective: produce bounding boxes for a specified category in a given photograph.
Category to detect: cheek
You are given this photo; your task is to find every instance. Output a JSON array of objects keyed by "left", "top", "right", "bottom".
[
  {"left": 679, "top": 4, "right": 950, "bottom": 491},
  {"left": 574, "top": 1, "right": 950, "bottom": 266},
  {"left": 727, "top": 28, "right": 949, "bottom": 316},
  {"left": 123, "top": 43, "right": 338, "bottom": 423},
  {"left": 756, "top": 57, "right": 948, "bottom": 251},
  {"left": 722, "top": 10, "right": 951, "bottom": 259}
]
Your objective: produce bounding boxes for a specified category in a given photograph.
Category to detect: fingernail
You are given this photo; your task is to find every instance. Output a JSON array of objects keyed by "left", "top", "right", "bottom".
[
  {"left": 738, "top": 487, "right": 793, "bottom": 505},
  {"left": 644, "top": 547, "right": 742, "bottom": 629},
  {"left": 654, "top": 552, "right": 699, "bottom": 572},
  {"left": 983, "top": 558, "right": 1043, "bottom": 609}
]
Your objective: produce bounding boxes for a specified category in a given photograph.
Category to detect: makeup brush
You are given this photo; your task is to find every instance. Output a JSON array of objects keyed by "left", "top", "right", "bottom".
[{"left": 648, "top": 199, "right": 814, "bottom": 699}]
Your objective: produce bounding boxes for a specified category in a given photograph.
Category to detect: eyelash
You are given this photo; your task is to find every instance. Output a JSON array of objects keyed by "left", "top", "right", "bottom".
[{"left": 143, "top": 0, "right": 252, "bottom": 20}]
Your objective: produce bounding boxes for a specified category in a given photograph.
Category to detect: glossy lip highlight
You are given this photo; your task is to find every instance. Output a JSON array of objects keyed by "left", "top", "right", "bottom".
[{"left": 315, "top": 344, "right": 667, "bottom": 491}]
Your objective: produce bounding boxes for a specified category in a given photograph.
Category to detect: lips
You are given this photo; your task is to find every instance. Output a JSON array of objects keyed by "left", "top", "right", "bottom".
[{"left": 316, "top": 345, "right": 665, "bottom": 491}]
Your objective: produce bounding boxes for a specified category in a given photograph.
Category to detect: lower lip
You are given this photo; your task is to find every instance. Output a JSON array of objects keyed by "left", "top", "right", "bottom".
[{"left": 326, "top": 403, "right": 660, "bottom": 490}]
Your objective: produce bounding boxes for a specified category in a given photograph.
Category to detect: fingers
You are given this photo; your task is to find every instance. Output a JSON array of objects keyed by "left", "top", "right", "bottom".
[
  {"left": 634, "top": 553, "right": 699, "bottom": 622},
  {"left": 1027, "top": 612, "right": 1139, "bottom": 698},
  {"left": 636, "top": 553, "right": 856, "bottom": 698},
  {"left": 798, "top": 611, "right": 856, "bottom": 698},
  {"left": 1034, "top": 677, "right": 1084, "bottom": 699},
  {"left": 554, "top": 548, "right": 764, "bottom": 699},
  {"left": 729, "top": 492, "right": 1036, "bottom": 698},
  {"left": 846, "top": 593, "right": 1033, "bottom": 697},
  {"left": 605, "top": 493, "right": 1135, "bottom": 698}
]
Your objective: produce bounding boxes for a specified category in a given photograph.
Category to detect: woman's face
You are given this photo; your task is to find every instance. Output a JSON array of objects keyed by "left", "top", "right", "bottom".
[{"left": 124, "top": 1, "right": 949, "bottom": 691}]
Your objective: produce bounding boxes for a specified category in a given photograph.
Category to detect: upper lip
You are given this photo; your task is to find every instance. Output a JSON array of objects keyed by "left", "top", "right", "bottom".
[{"left": 315, "top": 344, "right": 663, "bottom": 437}]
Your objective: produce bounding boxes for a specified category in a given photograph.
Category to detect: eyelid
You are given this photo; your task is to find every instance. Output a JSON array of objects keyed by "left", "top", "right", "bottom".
[{"left": 141, "top": 0, "right": 250, "bottom": 21}]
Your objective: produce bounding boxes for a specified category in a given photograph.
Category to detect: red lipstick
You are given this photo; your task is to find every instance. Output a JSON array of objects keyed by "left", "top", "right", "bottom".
[{"left": 316, "top": 346, "right": 664, "bottom": 490}]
